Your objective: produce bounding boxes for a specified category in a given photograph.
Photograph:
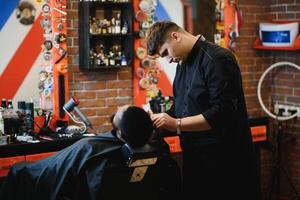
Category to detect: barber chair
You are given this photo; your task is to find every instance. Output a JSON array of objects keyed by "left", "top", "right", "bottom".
[{"left": 98, "top": 141, "right": 182, "bottom": 200}]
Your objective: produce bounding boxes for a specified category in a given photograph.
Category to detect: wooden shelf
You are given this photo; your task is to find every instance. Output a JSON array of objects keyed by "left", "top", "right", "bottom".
[
  {"left": 91, "top": 1, "right": 131, "bottom": 5},
  {"left": 253, "top": 34, "right": 300, "bottom": 51},
  {"left": 86, "top": 65, "right": 131, "bottom": 71},
  {"left": 90, "top": 33, "right": 131, "bottom": 37},
  {"left": 79, "top": 1, "right": 133, "bottom": 70}
]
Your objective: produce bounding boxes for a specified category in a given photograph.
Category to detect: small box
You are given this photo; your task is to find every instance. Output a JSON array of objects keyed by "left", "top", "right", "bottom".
[{"left": 259, "top": 22, "right": 299, "bottom": 47}]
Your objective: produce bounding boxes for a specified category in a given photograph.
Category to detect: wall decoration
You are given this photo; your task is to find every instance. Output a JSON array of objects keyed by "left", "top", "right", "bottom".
[
  {"left": 133, "top": 0, "right": 185, "bottom": 107},
  {"left": 214, "top": 0, "right": 243, "bottom": 52},
  {"left": 16, "top": 1, "right": 36, "bottom": 25}
]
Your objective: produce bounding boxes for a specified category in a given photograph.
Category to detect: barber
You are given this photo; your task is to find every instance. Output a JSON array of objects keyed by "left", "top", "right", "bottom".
[{"left": 146, "top": 21, "right": 261, "bottom": 200}]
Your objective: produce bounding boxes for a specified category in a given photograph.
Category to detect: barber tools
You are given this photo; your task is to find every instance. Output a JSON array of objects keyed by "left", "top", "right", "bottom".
[
  {"left": 63, "top": 97, "right": 93, "bottom": 135},
  {"left": 3, "top": 101, "right": 39, "bottom": 143},
  {"left": 63, "top": 97, "right": 91, "bottom": 127},
  {"left": 16, "top": 101, "right": 27, "bottom": 133},
  {"left": 148, "top": 90, "right": 174, "bottom": 113}
]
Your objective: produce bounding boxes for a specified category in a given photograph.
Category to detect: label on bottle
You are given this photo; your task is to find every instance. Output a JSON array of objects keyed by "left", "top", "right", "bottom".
[
  {"left": 121, "top": 59, "right": 127, "bottom": 66},
  {"left": 110, "top": 58, "right": 115, "bottom": 66},
  {"left": 115, "top": 26, "right": 120, "bottom": 34}
]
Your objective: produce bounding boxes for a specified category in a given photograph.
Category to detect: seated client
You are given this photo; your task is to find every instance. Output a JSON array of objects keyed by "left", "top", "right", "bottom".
[{"left": 0, "top": 106, "right": 181, "bottom": 200}]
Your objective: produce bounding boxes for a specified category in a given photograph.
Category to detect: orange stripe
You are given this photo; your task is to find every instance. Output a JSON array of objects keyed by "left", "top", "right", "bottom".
[{"left": 0, "top": 14, "right": 44, "bottom": 99}]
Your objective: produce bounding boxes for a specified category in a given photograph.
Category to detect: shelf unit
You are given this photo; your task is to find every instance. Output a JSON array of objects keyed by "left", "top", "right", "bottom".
[
  {"left": 253, "top": 35, "right": 300, "bottom": 51},
  {"left": 79, "top": 1, "right": 133, "bottom": 70},
  {"left": 90, "top": 33, "right": 131, "bottom": 37}
]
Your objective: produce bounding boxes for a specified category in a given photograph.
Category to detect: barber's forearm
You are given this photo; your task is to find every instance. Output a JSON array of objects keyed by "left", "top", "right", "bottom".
[{"left": 180, "top": 114, "right": 212, "bottom": 132}]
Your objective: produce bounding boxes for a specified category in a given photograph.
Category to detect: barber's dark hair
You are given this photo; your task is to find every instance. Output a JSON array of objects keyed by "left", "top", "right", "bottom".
[
  {"left": 119, "top": 106, "right": 153, "bottom": 148},
  {"left": 146, "top": 21, "right": 182, "bottom": 56}
]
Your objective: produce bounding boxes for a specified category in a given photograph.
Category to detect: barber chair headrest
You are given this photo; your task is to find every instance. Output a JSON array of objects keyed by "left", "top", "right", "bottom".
[{"left": 121, "top": 143, "right": 162, "bottom": 167}]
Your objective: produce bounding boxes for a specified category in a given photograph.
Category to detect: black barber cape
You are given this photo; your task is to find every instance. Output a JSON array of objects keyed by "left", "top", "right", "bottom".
[
  {"left": 0, "top": 132, "right": 179, "bottom": 200},
  {"left": 0, "top": 132, "right": 122, "bottom": 200}
]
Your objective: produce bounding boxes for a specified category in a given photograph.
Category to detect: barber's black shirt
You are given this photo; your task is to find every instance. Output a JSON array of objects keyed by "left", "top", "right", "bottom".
[{"left": 170, "top": 36, "right": 253, "bottom": 151}]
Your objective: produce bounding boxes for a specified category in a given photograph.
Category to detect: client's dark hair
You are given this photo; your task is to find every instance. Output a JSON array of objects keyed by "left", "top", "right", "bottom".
[{"left": 119, "top": 106, "right": 153, "bottom": 148}]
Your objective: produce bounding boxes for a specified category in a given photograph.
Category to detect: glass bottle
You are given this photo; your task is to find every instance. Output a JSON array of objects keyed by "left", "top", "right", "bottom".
[
  {"left": 115, "top": 51, "right": 121, "bottom": 66},
  {"left": 121, "top": 21, "right": 128, "bottom": 34},
  {"left": 109, "top": 51, "right": 115, "bottom": 66},
  {"left": 89, "top": 50, "right": 95, "bottom": 66},
  {"left": 7, "top": 99, "right": 13, "bottom": 114},
  {"left": 96, "top": 54, "right": 102, "bottom": 67},
  {"left": 1, "top": 98, "right": 7, "bottom": 110},
  {"left": 107, "top": 21, "right": 112, "bottom": 34},
  {"left": 104, "top": 54, "right": 109, "bottom": 66},
  {"left": 115, "top": 14, "right": 121, "bottom": 34},
  {"left": 121, "top": 52, "right": 127, "bottom": 66}
]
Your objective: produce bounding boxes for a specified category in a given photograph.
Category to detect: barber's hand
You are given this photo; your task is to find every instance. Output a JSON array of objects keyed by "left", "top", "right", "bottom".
[{"left": 150, "top": 113, "right": 177, "bottom": 132}]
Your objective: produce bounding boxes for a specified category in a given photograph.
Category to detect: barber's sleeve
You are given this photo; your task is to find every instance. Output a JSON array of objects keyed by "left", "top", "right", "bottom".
[{"left": 202, "top": 56, "right": 240, "bottom": 130}]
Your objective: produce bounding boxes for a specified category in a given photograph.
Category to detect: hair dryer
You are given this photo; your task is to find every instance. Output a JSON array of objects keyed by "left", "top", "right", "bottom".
[{"left": 63, "top": 97, "right": 92, "bottom": 128}]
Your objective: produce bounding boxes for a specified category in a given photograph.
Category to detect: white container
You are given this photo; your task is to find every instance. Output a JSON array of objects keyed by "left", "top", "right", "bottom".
[{"left": 259, "top": 22, "right": 299, "bottom": 47}]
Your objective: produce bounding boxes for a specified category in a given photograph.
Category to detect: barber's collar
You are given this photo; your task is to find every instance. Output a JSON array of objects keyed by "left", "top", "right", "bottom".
[{"left": 183, "top": 34, "right": 205, "bottom": 65}]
